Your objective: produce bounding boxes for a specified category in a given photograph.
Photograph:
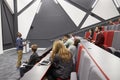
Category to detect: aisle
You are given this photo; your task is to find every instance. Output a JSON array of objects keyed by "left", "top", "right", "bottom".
[{"left": 0, "top": 49, "right": 43, "bottom": 80}]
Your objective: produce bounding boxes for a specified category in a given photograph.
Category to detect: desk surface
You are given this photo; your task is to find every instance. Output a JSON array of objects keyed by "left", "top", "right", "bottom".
[
  {"left": 20, "top": 53, "right": 51, "bottom": 80},
  {"left": 81, "top": 39, "right": 120, "bottom": 80}
]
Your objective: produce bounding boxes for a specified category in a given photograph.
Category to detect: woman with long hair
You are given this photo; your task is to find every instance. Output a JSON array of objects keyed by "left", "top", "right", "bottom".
[{"left": 49, "top": 40, "right": 73, "bottom": 80}]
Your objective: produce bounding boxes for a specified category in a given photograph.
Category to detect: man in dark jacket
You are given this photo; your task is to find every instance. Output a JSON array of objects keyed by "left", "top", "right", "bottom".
[
  {"left": 19, "top": 44, "right": 41, "bottom": 77},
  {"left": 95, "top": 27, "right": 105, "bottom": 49}
]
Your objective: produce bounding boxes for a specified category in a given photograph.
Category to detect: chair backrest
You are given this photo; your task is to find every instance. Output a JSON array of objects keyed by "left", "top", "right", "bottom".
[
  {"left": 85, "top": 32, "right": 90, "bottom": 39},
  {"left": 103, "top": 31, "right": 114, "bottom": 47},
  {"left": 112, "top": 31, "right": 120, "bottom": 50},
  {"left": 92, "top": 32, "right": 97, "bottom": 41},
  {"left": 75, "top": 44, "right": 83, "bottom": 73},
  {"left": 88, "top": 66, "right": 106, "bottom": 80},
  {"left": 78, "top": 51, "right": 93, "bottom": 80},
  {"left": 115, "top": 24, "right": 120, "bottom": 31}
]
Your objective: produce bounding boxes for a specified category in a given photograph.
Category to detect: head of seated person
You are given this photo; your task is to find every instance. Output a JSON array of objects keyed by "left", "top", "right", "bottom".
[
  {"left": 118, "top": 18, "right": 120, "bottom": 24},
  {"left": 108, "top": 20, "right": 115, "bottom": 25},
  {"left": 27, "top": 44, "right": 40, "bottom": 65},
  {"left": 63, "top": 34, "right": 70, "bottom": 43},
  {"left": 51, "top": 40, "right": 72, "bottom": 61},
  {"left": 31, "top": 44, "right": 38, "bottom": 53},
  {"left": 74, "top": 39, "right": 80, "bottom": 48}
]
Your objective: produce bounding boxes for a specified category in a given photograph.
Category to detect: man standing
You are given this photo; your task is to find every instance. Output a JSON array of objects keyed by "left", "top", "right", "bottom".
[{"left": 16, "top": 32, "right": 25, "bottom": 68}]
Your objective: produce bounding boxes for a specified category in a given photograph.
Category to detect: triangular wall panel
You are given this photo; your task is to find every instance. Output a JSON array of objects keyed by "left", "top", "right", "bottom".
[
  {"left": 17, "top": 0, "right": 32, "bottom": 12},
  {"left": 92, "top": 0, "right": 119, "bottom": 20},
  {"left": 81, "top": 15, "right": 100, "bottom": 29},
  {"left": 57, "top": 0, "right": 86, "bottom": 27},
  {"left": 18, "top": 0, "right": 40, "bottom": 39},
  {"left": 4, "top": 0, "right": 14, "bottom": 13}
]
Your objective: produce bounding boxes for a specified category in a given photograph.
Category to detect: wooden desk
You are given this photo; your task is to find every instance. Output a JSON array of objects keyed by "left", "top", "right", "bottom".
[{"left": 20, "top": 53, "right": 51, "bottom": 80}]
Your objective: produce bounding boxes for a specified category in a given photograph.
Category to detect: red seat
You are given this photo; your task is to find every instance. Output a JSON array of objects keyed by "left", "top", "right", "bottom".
[
  {"left": 85, "top": 32, "right": 90, "bottom": 39},
  {"left": 103, "top": 31, "right": 114, "bottom": 47},
  {"left": 76, "top": 45, "right": 83, "bottom": 73},
  {"left": 102, "top": 26, "right": 105, "bottom": 31},
  {"left": 92, "top": 32, "right": 97, "bottom": 41}
]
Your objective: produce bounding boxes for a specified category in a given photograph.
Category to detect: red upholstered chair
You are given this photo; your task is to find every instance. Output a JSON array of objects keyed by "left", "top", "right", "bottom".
[
  {"left": 76, "top": 45, "right": 83, "bottom": 73},
  {"left": 102, "top": 26, "right": 105, "bottom": 31},
  {"left": 103, "top": 31, "right": 107, "bottom": 45},
  {"left": 85, "top": 32, "right": 90, "bottom": 39},
  {"left": 92, "top": 32, "right": 97, "bottom": 41},
  {"left": 103, "top": 31, "right": 114, "bottom": 47}
]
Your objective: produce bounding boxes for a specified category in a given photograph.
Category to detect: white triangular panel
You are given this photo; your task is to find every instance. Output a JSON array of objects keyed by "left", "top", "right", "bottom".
[
  {"left": 81, "top": 15, "right": 100, "bottom": 29},
  {"left": 18, "top": 0, "right": 40, "bottom": 39},
  {"left": 17, "top": 0, "right": 32, "bottom": 12},
  {"left": 92, "top": 0, "right": 119, "bottom": 20},
  {"left": 57, "top": 0, "right": 86, "bottom": 27},
  {"left": 5, "top": 0, "right": 14, "bottom": 13}
]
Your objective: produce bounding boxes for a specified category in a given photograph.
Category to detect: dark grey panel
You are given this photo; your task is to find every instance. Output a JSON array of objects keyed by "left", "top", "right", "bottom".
[
  {"left": 1, "top": 2, "right": 14, "bottom": 49},
  {"left": 27, "top": 0, "right": 77, "bottom": 47},
  {"left": 29, "top": 39, "right": 53, "bottom": 48},
  {"left": 70, "top": 0, "right": 95, "bottom": 10}
]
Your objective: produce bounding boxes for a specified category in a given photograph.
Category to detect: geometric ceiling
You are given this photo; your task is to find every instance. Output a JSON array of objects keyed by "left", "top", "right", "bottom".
[
  {"left": 68, "top": 0, "right": 120, "bottom": 29},
  {"left": 3, "top": 0, "right": 120, "bottom": 48},
  {"left": 5, "top": 0, "right": 120, "bottom": 29},
  {"left": 70, "top": 0, "right": 120, "bottom": 29},
  {"left": 92, "top": 0, "right": 119, "bottom": 20}
]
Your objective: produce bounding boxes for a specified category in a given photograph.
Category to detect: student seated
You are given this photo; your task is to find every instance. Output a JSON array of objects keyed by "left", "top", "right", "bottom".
[
  {"left": 19, "top": 44, "right": 42, "bottom": 78},
  {"left": 94, "top": 27, "right": 105, "bottom": 49},
  {"left": 108, "top": 20, "right": 115, "bottom": 25},
  {"left": 47, "top": 40, "right": 73, "bottom": 80},
  {"left": 62, "top": 34, "right": 74, "bottom": 48},
  {"left": 87, "top": 28, "right": 94, "bottom": 42},
  {"left": 68, "top": 39, "right": 80, "bottom": 64}
]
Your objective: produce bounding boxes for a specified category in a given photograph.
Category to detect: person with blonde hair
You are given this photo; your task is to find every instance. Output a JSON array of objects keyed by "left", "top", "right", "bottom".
[{"left": 48, "top": 40, "right": 73, "bottom": 80}]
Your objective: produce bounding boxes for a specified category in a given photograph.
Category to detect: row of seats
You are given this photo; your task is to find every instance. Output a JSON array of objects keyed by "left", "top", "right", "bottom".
[
  {"left": 104, "top": 24, "right": 120, "bottom": 31},
  {"left": 71, "top": 44, "right": 106, "bottom": 80},
  {"left": 85, "top": 30, "right": 120, "bottom": 50}
]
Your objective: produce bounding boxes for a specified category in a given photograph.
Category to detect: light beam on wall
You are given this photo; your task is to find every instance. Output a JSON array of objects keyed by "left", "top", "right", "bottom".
[
  {"left": 113, "top": 0, "right": 120, "bottom": 8},
  {"left": 54, "top": 0, "right": 58, "bottom": 4},
  {"left": 36, "top": 1, "right": 42, "bottom": 14},
  {"left": 4, "top": 0, "right": 14, "bottom": 13},
  {"left": 92, "top": 0, "right": 99, "bottom": 8}
]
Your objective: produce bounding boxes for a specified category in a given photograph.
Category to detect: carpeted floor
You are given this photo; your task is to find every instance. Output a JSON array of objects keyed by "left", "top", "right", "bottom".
[{"left": 0, "top": 49, "right": 44, "bottom": 80}]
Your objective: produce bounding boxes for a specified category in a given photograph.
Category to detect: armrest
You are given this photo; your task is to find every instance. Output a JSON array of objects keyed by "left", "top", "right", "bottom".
[{"left": 70, "top": 72, "right": 77, "bottom": 80}]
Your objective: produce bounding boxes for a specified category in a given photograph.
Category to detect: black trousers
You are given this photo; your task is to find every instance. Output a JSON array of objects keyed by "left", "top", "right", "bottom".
[{"left": 19, "top": 66, "right": 32, "bottom": 77}]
